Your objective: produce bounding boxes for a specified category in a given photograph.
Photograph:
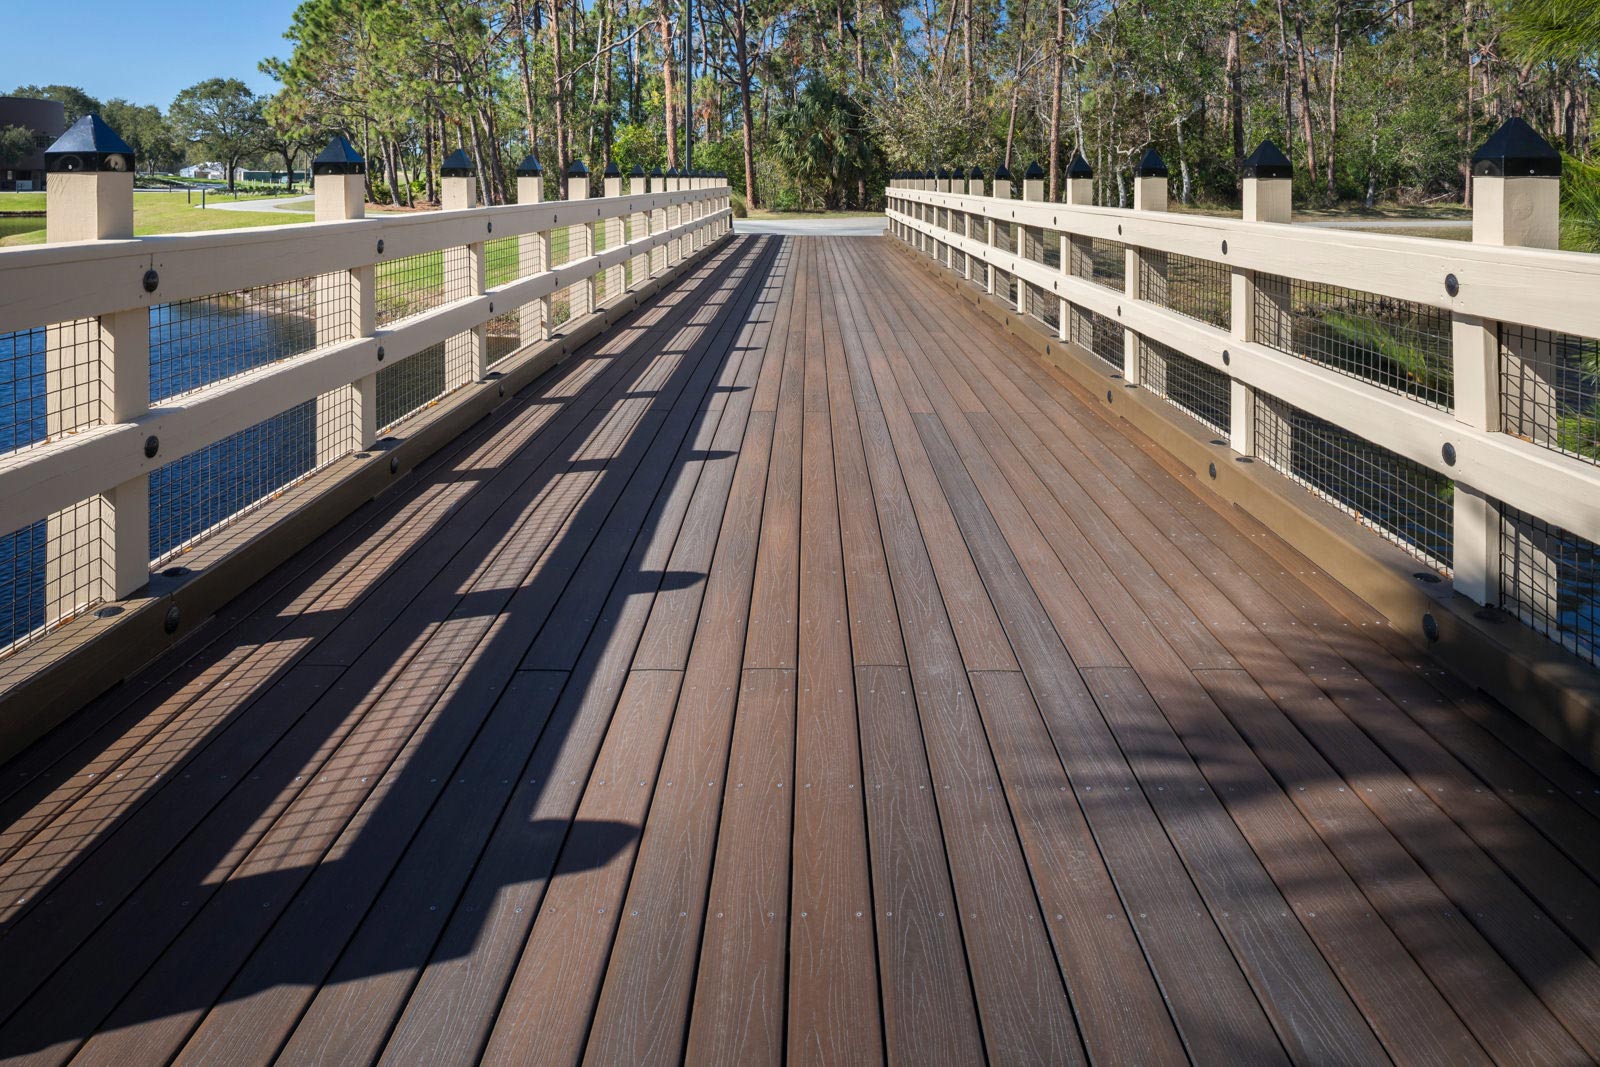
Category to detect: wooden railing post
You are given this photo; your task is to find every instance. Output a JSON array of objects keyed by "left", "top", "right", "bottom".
[
  {"left": 1019, "top": 162, "right": 1046, "bottom": 315},
  {"left": 666, "top": 167, "right": 682, "bottom": 267},
  {"left": 1453, "top": 119, "right": 1563, "bottom": 604},
  {"left": 649, "top": 168, "right": 667, "bottom": 276},
  {"left": 516, "top": 154, "right": 548, "bottom": 343},
  {"left": 310, "top": 136, "right": 377, "bottom": 467},
  {"left": 629, "top": 165, "right": 648, "bottom": 288},
  {"left": 1232, "top": 141, "right": 1293, "bottom": 456},
  {"left": 566, "top": 160, "right": 593, "bottom": 320},
  {"left": 989, "top": 165, "right": 1012, "bottom": 295},
  {"left": 1124, "top": 149, "right": 1169, "bottom": 387},
  {"left": 965, "top": 167, "right": 984, "bottom": 283},
  {"left": 441, "top": 149, "right": 486, "bottom": 388},
  {"left": 42, "top": 114, "right": 147, "bottom": 611},
  {"left": 1061, "top": 153, "right": 1094, "bottom": 344},
  {"left": 603, "top": 161, "right": 624, "bottom": 305}
]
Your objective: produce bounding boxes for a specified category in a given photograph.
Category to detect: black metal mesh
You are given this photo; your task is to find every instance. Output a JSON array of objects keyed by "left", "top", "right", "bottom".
[
  {"left": 1070, "top": 305, "right": 1124, "bottom": 370},
  {"left": 1141, "top": 251, "right": 1230, "bottom": 329},
  {"left": 150, "top": 391, "right": 350, "bottom": 562},
  {"left": 0, "top": 320, "right": 103, "bottom": 455},
  {"left": 1254, "top": 275, "right": 1453, "bottom": 410},
  {"left": 150, "top": 276, "right": 351, "bottom": 402},
  {"left": 1498, "top": 323, "right": 1600, "bottom": 465},
  {"left": 485, "top": 236, "right": 523, "bottom": 288},
  {"left": 1253, "top": 392, "right": 1453, "bottom": 570},
  {"left": 1070, "top": 237, "right": 1125, "bottom": 291},
  {"left": 0, "top": 496, "right": 111, "bottom": 652},
  {"left": 376, "top": 250, "right": 469, "bottom": 326},
  {"left": 1498, "top": 503, "right": 1600, "bottom": 666},
  {"left": 1138, "top": 336, "right": 1230, "bottom": 438},
  {"left": 376, "top": 343, "right": 450, "bottom": 431}
]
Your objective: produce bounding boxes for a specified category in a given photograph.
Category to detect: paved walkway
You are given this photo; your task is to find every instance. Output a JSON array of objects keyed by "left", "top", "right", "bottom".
[
  {"left": 736, "top": 215, "right": 885, "bottom": 236},
  {"left": 202, "top": 194, "right": 314, "bottom": 214}
]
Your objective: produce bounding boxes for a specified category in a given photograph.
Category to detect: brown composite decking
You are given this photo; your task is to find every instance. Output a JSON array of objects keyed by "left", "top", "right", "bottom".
[{"left": 0, "top": 233, "right": 1599, "bottom": 1066}]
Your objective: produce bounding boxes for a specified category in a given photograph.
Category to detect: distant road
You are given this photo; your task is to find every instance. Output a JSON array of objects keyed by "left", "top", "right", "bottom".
[
  {"left": 736, "top": 215, "right": 885, "bottom": 236},
  {"left": 1297, "top": 217, "right": 1469, "bottom": 230}
]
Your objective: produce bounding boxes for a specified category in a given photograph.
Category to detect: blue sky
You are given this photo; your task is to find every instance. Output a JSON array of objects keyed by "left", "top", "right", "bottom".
[{"left": 6, "top": 0, "right": 302, "bottom": 108}]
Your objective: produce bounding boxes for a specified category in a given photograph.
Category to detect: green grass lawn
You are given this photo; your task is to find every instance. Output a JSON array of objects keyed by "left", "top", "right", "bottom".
[{"left": 0, "top": 191, "right": 311, "bottom": 248}]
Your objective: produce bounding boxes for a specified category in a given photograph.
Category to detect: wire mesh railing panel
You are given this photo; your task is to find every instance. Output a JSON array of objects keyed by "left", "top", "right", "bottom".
[
  {"left": 376, "top": 250, "right": 468, "bottom": 327},
  {"left": 1, "top": 320, "right": 103, "bottom": 455},
  {"left": 1254, "top": 274, "right": 1453, "bottom": 410},
  {"left": 485, "top": 236, "right": 523, "bottom": 288},
  {"left": 1138, "top": 336, "right": 1230, "bottom": 438},
  {"left": 1070, "top": 304, "right": 1124, "bottom": 370},
  {"left": 1499, "top": 323, "right": 1600, "bottom": 465},
  {"left": 1253, "top": 392, "right": 1453, "bottom": 570},
  {"left": 1070, "top": 237, "right": 1125, "bottom": 291},
  {"left": 0, "top": 496, "right": 109, "bottom": 652},
  {"left": 1141, "top": 251, "right": 1229, "bottom": 329},
  {"left": 149, "top": 394, "right": 340, "bottom": 562},
  {"left": 1025, "top": 280, "right": 1060, "bottom": 330},
  {"left": 376, "top": 343, "right": 449, "bottom": 431},
  {"left": 1498, "top": 503, "right": 1600, "bottom": 667},
  {"left": 150, "top": 276, "right": 349, "bottom": 403}
]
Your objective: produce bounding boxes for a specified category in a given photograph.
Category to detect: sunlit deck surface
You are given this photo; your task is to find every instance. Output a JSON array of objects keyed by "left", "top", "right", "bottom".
[{"left": 4, "top": 234, "right": 1600, "bottom": 1066}]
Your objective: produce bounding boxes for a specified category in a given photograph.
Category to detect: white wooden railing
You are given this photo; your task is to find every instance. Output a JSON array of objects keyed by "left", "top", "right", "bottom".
[
  {"left": 886, "top": 145, "right": 1600, "bottom": 668},
  {"left": 0, "top": 162, "right": 730, "bottom": 653}
]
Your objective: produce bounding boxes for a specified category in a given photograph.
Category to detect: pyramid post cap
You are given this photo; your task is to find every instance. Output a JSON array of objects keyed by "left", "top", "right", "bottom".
[
  {"left": 649, "top": 166, "right": 664, "bottom": 177},
  {"left": 968, "top": 166, "right": 984, "bottom": 179},
  {"left": 439, "top": 149, "right": 476, "bottom": 177},
  {"left": 993, "top": 163, "right": 1012, "bottom": 180},
  {"left": 603, "top": 160, "right": 622, "bottom": 178},
  {"left": 1472, "top": 117, "right": 1561, "bottom": 178},
  {"left": 1023, "top": 160, "right": 1046, "bottom": 180},
  {"left": 308, "top": 132, "right": 364, "bottom": 176},
  {"left": 935, "top": 167, "right": 950, "bottom": 179},
  {"left": 566, "top": 159, "right": 589, "bottom": 177},
  {"left": 515, "top": 154, "right": 544, "bottom": 175},
  {"left": 44, "top": 114, "right": 137, "bottom": 173},
  {"left": 630, "top": 164, "right": 647, "bottom": 177},
  {"left": 666, "top": 166, "right": 680, "bottom": 177},
  {"left": 1066, "top": 152, "right": 1093, "bottom": 178},
  {"left": 1242, "top": 140, "right": 1293, "bottom": 179},
  {"left": 1135, "top": 148, "right": 1168, "bottom": 177}
]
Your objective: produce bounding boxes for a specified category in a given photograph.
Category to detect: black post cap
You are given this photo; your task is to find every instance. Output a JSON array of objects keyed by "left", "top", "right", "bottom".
[
  {"left": 650, "top": 166, "right": 664, "bottom": 177},
  {"left": 1023, "top": 160, "right": 1046, "bottom": 180},
  {"left": 630, "top": 164, "right": 647, "bottom": 178},
  {"left": 440, "top": 149, "right": 476, "bottom": 177},
  {"left": 44, "top": 114, "right": 137, "bottom": 174},
  {"left": 1066, "top": 151, "right": 1093, "bottom": 179},
  {"left": 310, "top": 133, "right": 364, "bottom": 176},
  {"left": 993, "top": 163, "right": 1012, "bottom": 180},
  {"left": 936, "top": 167, "right": 950, "bottom": 180},
  {"left": 1135, "top": 148, "right": 1168, "bottom": 177},
  {"left": 969, "top": 166, "right": 984, "bottom": 180},
  {"left": 1242, "top": 140, "right": 1293, "bottom": 179},
  {"left": 603, "top": 160, "right": 622, "bottom": 178},
  {"left": 666, "top": 166, "right": 679, "bottom": 177},
  {"left": 515, "top": 154, "right": 543, "bottom": 176},
  {"left": 1472, "top": 117, "right": 1561, "bottom": 178},
  {"left": 566, "top": 159, "right": 589, "bottom": 177}
]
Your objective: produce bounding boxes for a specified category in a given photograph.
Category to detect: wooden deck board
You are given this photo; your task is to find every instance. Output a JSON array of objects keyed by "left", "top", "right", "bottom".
[{"left": 0, "top": 233, "right": 1597, "bottom": 1066}]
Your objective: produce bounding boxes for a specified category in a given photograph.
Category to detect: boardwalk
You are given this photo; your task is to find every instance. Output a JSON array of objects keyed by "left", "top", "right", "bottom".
[{"left": 1, "top": 233, "right": 1599, "bottom": 1065}]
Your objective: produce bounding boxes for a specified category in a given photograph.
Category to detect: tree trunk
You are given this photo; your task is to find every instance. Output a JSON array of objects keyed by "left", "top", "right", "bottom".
[
  {"left": 513, "top": 0, "right": 538, "bottom": 150},
  {"left": 1276, "top": 0, "right": 1294, "bottom": 158},
  {"left": 1002, "top": 0, "right": 1029, "bottom": 168},
  {"left": 1047, "top": 0, "right": 1064, "bottom": 199},
  {"left": 1226, "top": 15, "right": 1244, "bottom": 194},
  {"left": 735, "top": 3, "right": 758, "bottom": 207},
  {"left": 1294, "top": 12, "right": 1316, "bottom": 176},
  {"left": 659, "top": 0, "right": 678, "bottom": 168},
  {"left": 1327, "top": 4, "right": 1341, "bottom": 198},
  {"left": 550, "top": 0, "right": 569, "bottom": 188}
]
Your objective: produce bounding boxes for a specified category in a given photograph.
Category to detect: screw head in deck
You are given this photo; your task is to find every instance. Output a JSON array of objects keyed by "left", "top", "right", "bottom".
[
  {"left": 164, "top": 605, "right": 181, "bottom": 634},
  {"left": 143, "top": 435, "right": 159, "bottom": 458},
  {"left": 1444, "top": 273, "right": 1460, "bottom": 297},
  {"left": 142, "top": 269, "right": 159, "bottom": 293},
  {"left": 377, "top": 239, "right": 385, "bottom": 255},
  {"left": 1422, "top": 613, "right": 1440, "bottom": 642},
  {"left": 1208, "top": 462, "right": 1217, "bottom": 479},
  {"left": 377, "top": 346, "right": 385, "bottom": 362},
  {"left": 1441, "top": 442, "right": 1457, "bottom": 465}
]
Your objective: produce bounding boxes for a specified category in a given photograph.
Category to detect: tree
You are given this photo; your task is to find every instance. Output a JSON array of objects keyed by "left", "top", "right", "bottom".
[
  {"left": 0, "top": 126, "right": 35, "bottom": 168},
  {"left": 9, "top": 84, "right": 102, "bottom": 123},
  {"left": 169, "top": 78, "right": 267, "bottom": 192},
  {"left": 100, "top": 100, "right": 183, "bottom": 174}
]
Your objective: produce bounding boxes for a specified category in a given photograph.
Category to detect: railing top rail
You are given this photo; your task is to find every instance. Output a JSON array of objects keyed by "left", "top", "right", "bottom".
[
  {"left": 887, "top": 186, "right": 1600, "bottom": 339},
  {"left": 0, "top": 186, "right": 725, "bottom": 336}
]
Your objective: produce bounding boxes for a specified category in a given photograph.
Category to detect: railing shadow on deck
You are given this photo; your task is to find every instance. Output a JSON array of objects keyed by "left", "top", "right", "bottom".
[{"left": 0, "top": 233, "right": 786, "bottom": 1059}]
